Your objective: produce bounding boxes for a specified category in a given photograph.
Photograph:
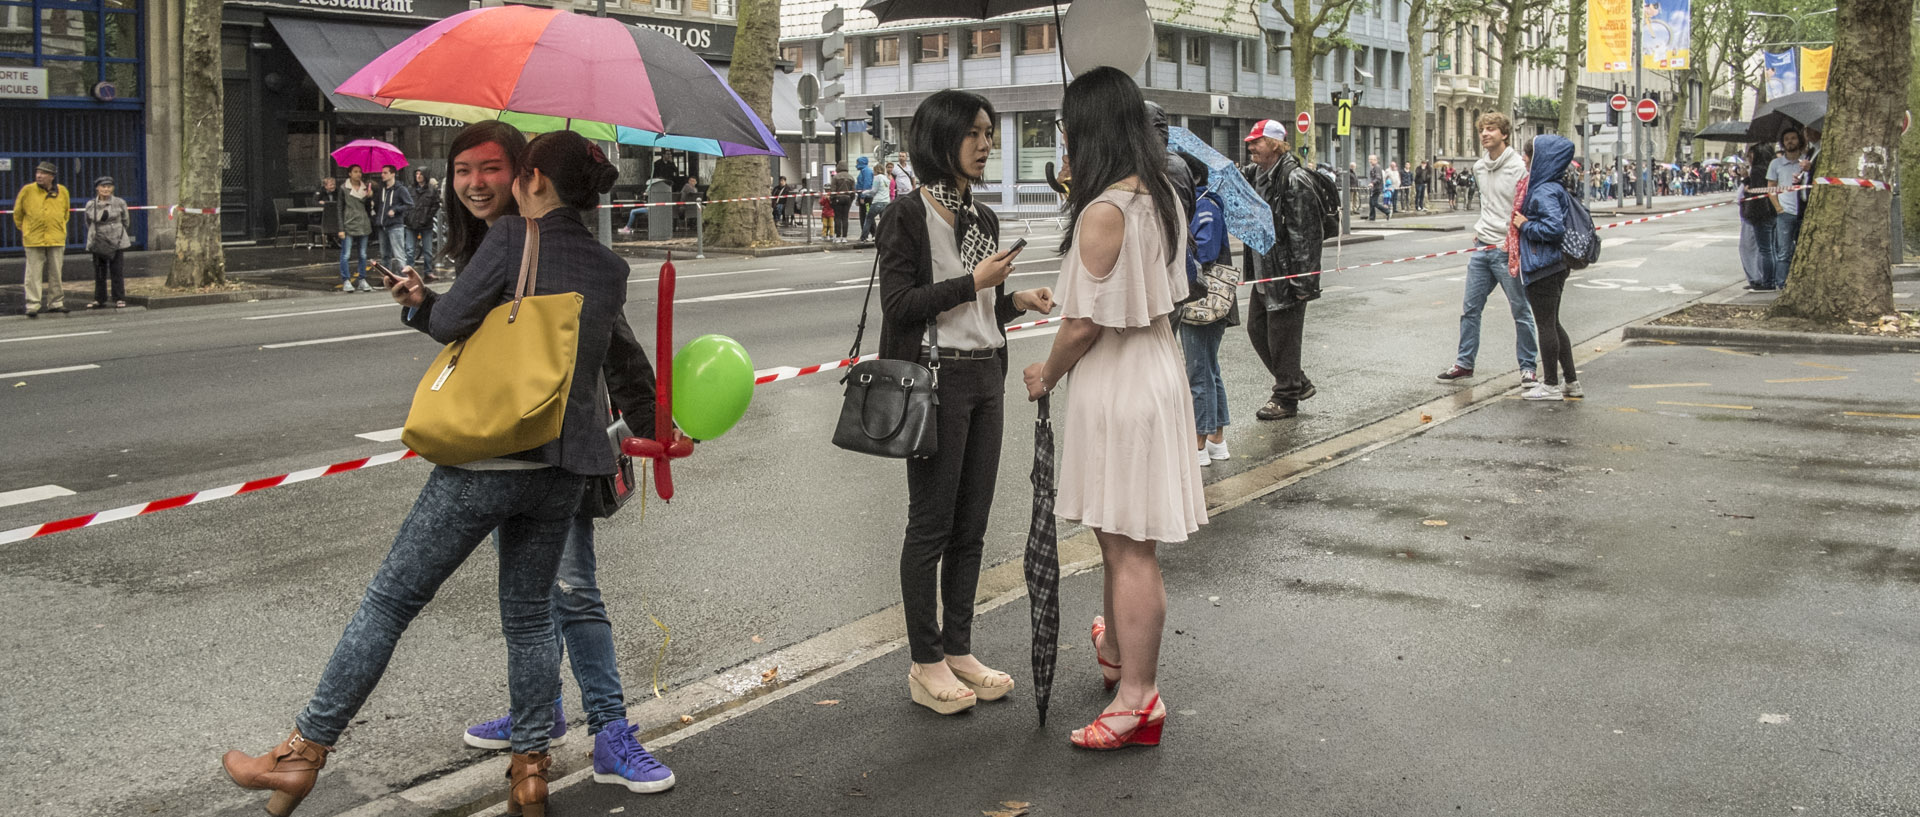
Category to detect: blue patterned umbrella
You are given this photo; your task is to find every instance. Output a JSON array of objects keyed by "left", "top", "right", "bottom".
[{"left": 1168, "top": 126, "right": 1274, "bottom": 256}]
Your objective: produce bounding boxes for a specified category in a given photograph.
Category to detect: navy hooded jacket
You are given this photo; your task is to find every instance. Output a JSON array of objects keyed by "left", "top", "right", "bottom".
[{"left": 1517, "top": 134, "right": 1575, "bottom": 284}]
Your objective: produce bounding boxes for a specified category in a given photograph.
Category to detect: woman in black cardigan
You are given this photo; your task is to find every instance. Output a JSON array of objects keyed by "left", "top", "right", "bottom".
[{"left": 877, "top": 90, "right": 1054, "bottom": 715}]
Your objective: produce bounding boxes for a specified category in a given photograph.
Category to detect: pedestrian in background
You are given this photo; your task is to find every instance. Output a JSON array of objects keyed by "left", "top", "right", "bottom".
[
  {"left": 771, "top": 175, "right": 792, "bottom": 225},
  {"left": 405, "top": 168, "right": 439, "bottom": 276},
  {"left": 373, "top": 165, "right": 415, "bottom": 275},
  {"left": 1366, "top": 155, "right": 1389, "bottom": 221},
  {"left": 315, "top": 176, "right": 341, "bottom": 248},
  {"left": 84, "top": 176, "right": 131, "bottom": 309},
  {"left": 1768, "top": 127, "right": 1806, "bottom": 291},
  {"left": 819, "top": 188, "right": 834, "bottom": 238},
  {"left": 1437, "top": 112, "right": 1537, "bottom": 387},
  {"left": 1415, "top": 160, "right": 1430, "bottom": 211},
  {"left": 336, "top": 165, "right": 373, "bottom": 292},
  {"left": 1739, "top": 142, "right": 1778, "bottom": 292},
  {"left": 13, "top": 161, "right": 70, "bottom": 317},
  {"left": 1387, "top": 160, "right": 1403, "bottom": 213},
  {"left": 1242, "top": 119, "right": 1323, "bottom": 421},
  {"left": 868, "top": 161, "right": 895, "bottom": 234},
  {"left": 1022, "top": 66, "right": 1205, "bottom": 750},
  {"left": 877, "top": 88, "right": 1051, "bottom": 717},
  {"left": 855, "top": 155, "right": 875, "bottom": 242},
  {"left": 1512, "top": 135, "right": 1582, "bottom": 401},
  {"left": 223, "top": 129, "right": 634, "bottom": 817},
  {"left": 829, "top": 169, "right": 856, "bottom": 243}
]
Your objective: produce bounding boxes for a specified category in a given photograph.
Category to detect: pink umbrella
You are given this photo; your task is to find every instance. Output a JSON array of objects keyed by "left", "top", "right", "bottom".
[{"left": 331, "top": 139, "right": 407, "bottom": 171}]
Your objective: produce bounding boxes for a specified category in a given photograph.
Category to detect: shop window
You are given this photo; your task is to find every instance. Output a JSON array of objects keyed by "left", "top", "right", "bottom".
[
  {"left": 1391, "top": 51, "right": 1403, "bottom": 89},
  {"left": 1155, "top": 31, "right": 1173, "bottom": 62},
  {"left": 866, "top": 36, "right": 898, "bottom": 66},
  {"left": 1, "top": 3, "right": 32, "bottom": 53},
  {"left": 967, "top": 27, "right": 999, "bottom": 58},
  {"left": 710, "top": 0, "right": 733, "bottom": 18},
  {"left": 1373, "top": 48, "right": 1385, "bottom": 86},
  {"left": 655, "top": 0, "right": 682, "bottom": 13},
  {"left": 1018, "top": 22, "right": 1054, "bottom": 54},
  {"left": 916, "top": 31, "right": 947, "bottom": 62},
  {"left": 1185, "top": 35, "right": 1206, "bottom": 66},
  {"left": 1017, "top": 111, "right": 1053, "bottom": 182},
  {"left": 1264, "top": 31, "right": 1283, "bottom": 75},
  {"left": 1, "top": 0, "right": 140, "bottom": 101},
  {"left": 1239, "top": 39, "right": 1254, "bottom": 71}
]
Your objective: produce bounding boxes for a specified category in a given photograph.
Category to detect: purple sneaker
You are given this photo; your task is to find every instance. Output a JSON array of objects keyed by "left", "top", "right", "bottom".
[
  {"left": 462, "top": 699, "right": 567, "bottom": 750},
  {"left": 591, "top": 718, "right": 675, "bottom": 793}
]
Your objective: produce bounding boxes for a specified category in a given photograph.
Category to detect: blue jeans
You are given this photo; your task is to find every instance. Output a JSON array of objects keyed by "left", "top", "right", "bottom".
[
  {"left": 493, "top": 515, "right": 626, "bottom": 734},
  {"left": 1771, "top": 210, "right": 1799, "bottom": 289},
  {"left": 1455, "top": 247, "right": 1539, "bottom": 371},
  {"left": 408, "top": 229, "right": 434, "bottom": 268},
  {"left": 1178, "top": 319, "right": 1230, "bottom": 434},
  {"left": 338, "top": 234, "right": 371, "bottom": 284},
  {"left": 381, "top": 224, "right": 411, "bottom": 270},
  {"left": 296, "top": 466, "right": 586, "bottom": 752},
  {"left": 1746, "top": 216, "right": 1777, "bottom": 288}
]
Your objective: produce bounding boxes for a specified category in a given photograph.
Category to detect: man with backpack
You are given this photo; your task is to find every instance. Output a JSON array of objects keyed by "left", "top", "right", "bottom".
[
  {"left": 1241, "top": 119, "right": 1326, "bottom": 421},
  {"left": 1436, "top": 112, "right": 1538, "bottom": 387}
]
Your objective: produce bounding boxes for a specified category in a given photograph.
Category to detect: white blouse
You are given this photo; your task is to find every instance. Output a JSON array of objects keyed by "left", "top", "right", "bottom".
[{"left": 921, "top": 190, "right": 1003, "bottom": 352}]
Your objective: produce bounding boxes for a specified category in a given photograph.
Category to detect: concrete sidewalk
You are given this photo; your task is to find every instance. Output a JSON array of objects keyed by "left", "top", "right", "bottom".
[{"left": 498, "top": 340, "right": 1918, "bottom": 817}]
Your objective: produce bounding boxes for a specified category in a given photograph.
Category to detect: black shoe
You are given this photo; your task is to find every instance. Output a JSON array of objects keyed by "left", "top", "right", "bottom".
[
  {"left": 1256, "top": 400, "right": 1298, "bottom": 421},
  {"left": 1296, "top": 384, "right": 1316, "bottom": 402},
  {"left": 49, "top": 306, "right": 69, "bottom": 313},
  {"left": 1436, "top": 365, "right": 1474, "bottom": 382},
  {"left": 25, "top": 309, "right": 38, "bottom": 319}
]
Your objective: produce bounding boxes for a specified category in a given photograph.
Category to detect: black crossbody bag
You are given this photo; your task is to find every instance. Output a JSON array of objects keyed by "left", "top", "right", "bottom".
[{"left": 832, "top": 252, "right": 940, "bottom": 460}]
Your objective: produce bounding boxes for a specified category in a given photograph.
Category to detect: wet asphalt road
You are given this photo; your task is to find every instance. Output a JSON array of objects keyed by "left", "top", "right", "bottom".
[
  {"left": 3, "top": 203, "right": 1909, "bottom": 815},
  {"left": 548, "top": 343, "right": 1920, "bottom": 817}
]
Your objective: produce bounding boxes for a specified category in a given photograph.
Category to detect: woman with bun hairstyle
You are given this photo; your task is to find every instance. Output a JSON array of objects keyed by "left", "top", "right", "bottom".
[{"left": 222, "top": 129, "right": 633, "bottom": 817}]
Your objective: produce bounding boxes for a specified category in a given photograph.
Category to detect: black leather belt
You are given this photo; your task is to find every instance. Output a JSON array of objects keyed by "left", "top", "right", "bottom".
[{"left": 924, "top": 347, "right": 999, "bottom": 361}]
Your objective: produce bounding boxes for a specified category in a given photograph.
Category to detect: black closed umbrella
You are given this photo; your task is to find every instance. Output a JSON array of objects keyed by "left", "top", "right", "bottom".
[
  {"left": 1697, "top": 120, "right": 1757, "bottom": 141},
  {"left": 1750, "top": 91, "right": 1828, "bottom": 140},
  {"left": 1023, "top": 395, "right": 1060, "bottom": 726}
]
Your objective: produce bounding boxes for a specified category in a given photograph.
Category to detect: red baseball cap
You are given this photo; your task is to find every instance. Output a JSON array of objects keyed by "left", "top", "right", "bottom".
[{"left": 1245, "top": 120, "right": 1288, "bottom": 143}]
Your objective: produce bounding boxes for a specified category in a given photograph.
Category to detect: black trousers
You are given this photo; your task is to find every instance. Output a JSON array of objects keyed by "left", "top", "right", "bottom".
[
  {"left": 92, "top": 250, "right": 125, "bottom": 302},
  {"left": 832, "top": 200, "right": 852, "bottom": 238},
  {"left": 1246, "top": 289, "right": 1314, "bottom": 403},
  {"left": 1525, "top": 271, "right": 1577, "bottom": 386},
  {"left": 901, "top": 355, "right": 1003, "bottom": 663},
  {"left": 1369, "top": 189, "right": 1390, "bottom": 219}
]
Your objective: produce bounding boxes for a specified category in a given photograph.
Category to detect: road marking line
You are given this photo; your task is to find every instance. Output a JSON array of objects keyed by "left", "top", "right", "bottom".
[
  {"left": 1657, "top": 401, "right": 1753, "bottom": 410},
  {"left": 356, "top": 427, "right": 407, "bottom": 442},
  {"left": 1706, "top": 347, "right": 1756, "bottom": 356},
  {"left": 1383, "top": 267, "right": 1458, "bottom": 282},
  {"left": 679, "top": 284, "right": 869, "bottom": 304},
  {"left": 1009, "top": 269, "right": 1060, "bottom": 278},
  {"left": 1322, "top": 285, "right": 1355, "bottom": 292},
  {"left": 1766, "top": 376, "right": 1848, "bottom": 383},
  {"left": 0, "top": 330, "right": 111, "bottom": 343},
  {"left": 1629, "top": 382, "right": 1711, "bottom": 389},
  {"left": 0, "top": 485, "right": 75, "bottom": 508},
  {"left": 1614, "top": 407, "right": 1642, "bottom": 413},
  {"left": 628, "top": 268, "right": 777, "bottom": 284},
  {"left": 262, "top": 329, "right": 414, "bottom": 349},
  {"left": 244, "top": 304, "right": 394, "bottom": 321},
  {"left": 1355, "top": 228, "right": 1412, "bottom": 236},
  {"left": 836, "top": 258, "right": 873, "bottom": 265},
  {"left": 1, "top": 363, "right": 100, "bottom": 378},
  {"left": 1795, "top": 362, "right": 1857, "bottom": 372},
  {"left": 1844, "top": 411, "right": 1920, "bottom": 420}
]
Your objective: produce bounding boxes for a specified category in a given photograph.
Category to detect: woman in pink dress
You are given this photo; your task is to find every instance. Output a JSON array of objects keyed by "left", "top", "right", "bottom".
[{"left": 1023, "top": 66, "right": 1207, "bottom": 750}]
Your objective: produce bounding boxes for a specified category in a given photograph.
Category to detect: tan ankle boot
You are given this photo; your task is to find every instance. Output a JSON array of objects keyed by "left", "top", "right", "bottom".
[
  {"left": 506, "top": 751, "right": 552, "bottom": 817},
  {"left": 221, "top": 728, "right": 332, "bottom": 817}
]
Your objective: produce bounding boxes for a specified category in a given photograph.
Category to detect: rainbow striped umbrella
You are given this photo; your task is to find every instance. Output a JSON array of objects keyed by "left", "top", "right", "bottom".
[{"left": 335, "top": 6, "right": 780, "bottom": 157}]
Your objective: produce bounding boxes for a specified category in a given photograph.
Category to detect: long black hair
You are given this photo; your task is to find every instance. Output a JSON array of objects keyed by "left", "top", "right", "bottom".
[
  {"left": 441, "top": 121, "right": 528, "bottom": 270},
  {"left": 1057, "top": 67, "right": 1181, "bottom": 256},
  {"left": 908, "top": 90, "right": 997, "bottom": 191},
  {"left": 521, "top": 130, "right": 620, "bottom": 211}
]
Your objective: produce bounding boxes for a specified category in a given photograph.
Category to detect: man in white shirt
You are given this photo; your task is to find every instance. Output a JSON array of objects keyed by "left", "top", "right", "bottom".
[{"left": 1436, "top": 112, "right": 1537, "bottom": 386}]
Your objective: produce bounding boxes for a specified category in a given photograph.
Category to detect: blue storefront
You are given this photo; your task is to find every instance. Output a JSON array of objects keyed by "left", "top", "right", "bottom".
[{"left": 0, "top": 0, "right": 147, "bottom": 254}]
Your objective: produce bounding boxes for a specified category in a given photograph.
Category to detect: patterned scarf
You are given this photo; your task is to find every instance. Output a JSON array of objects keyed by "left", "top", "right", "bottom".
[
  {"left": 1506, "top": 173, "right": 1530, "bottom": 278},
  {"left": 923, "top": 181, "right": 995, "bottom": 277}
]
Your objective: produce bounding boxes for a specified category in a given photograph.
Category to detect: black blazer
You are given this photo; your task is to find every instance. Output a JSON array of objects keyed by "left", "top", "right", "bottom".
[
  {"left": 402, "top": 210, "right": 632, "bottom": 475},
  {"left": 875, "top": 189, "right": 1023, "bottom": 370}
]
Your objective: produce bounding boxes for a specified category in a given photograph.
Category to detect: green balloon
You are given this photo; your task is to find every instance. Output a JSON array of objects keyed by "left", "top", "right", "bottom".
[{"left": 671, "top": 334, "right": 755, "bottom": 440}]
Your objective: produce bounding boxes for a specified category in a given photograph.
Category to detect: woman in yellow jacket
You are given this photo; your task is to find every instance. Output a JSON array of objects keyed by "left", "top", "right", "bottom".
[{"left": 12, "top": 161, "right": 72, "bottom": 317}]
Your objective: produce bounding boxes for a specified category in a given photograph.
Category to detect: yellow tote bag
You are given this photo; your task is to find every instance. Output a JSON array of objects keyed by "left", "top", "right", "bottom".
[{"left": 402, "top": 220, "right": 583, "bottom": 465}]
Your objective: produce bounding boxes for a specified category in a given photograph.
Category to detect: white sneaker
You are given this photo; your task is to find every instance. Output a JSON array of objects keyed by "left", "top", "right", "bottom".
[
  {"left": 1204, "top": 440, "right": 1230, "bottom": 461},
  {"left": 1196, "top": 448, "right": 1211, "bottom": 468},
  {"left": 1562, "top": 381, "right": 1584, "bottom": 398},
  {"left": 1522, "top": 384, "right": 1564, "bottom": 401},
  {"left": 356, "top": 279, "right": 373, "bottom": 292}
]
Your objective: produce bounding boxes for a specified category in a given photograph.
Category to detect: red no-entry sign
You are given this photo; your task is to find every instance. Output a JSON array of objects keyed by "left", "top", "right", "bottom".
[
  {"left": 1296, "top": 112, "right": 1311, "bottom": 133},
  {"left": 1636, "top": 99, "right": 1659, "bottom": 123},
  {"left": 1610, "top": 94, "right": 1630, "bottom": 112}
]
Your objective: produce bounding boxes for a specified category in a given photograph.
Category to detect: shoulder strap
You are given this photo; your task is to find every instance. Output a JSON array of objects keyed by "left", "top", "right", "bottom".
[{"left": 507, "top": 218, "right": 540, "bottom": 324}]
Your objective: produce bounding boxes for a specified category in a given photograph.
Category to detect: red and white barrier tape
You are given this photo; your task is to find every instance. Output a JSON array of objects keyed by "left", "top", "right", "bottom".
[
  {"left": 1815, "top": 176, "right": 1896, "bottom": 191},
  {"left": 0, "top": 450, "right": 417, "bottom": 546}
]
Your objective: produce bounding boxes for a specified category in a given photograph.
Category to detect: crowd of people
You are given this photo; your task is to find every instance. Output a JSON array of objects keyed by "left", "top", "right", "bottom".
[{"left": 315, "top": 164, "right": 445, "bottom": 292}]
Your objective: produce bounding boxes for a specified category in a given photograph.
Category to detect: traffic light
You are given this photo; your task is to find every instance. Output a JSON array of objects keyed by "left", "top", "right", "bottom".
[
  {"left": 1647, "top": 91, "right": 1660, "bottom": 128},
  {"left": 865, "top": 104, "right": 884, "bottom": 138},
  {"left": 1607, "top": 106, "right": 1621, "bottom": 127}
]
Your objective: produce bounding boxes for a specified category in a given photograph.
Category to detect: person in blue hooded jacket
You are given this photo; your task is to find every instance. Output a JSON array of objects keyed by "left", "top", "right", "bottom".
[
  {"left": 855, "top": 155, "right": 876, "bottom": 242},
  {"left": 1510, "top": 134, "right": 1583, "bottom": 401}
]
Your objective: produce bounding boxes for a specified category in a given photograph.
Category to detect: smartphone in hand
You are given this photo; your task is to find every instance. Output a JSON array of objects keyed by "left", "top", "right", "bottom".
[
  {"left": 1004, "top": 237, "right": 1028, "bottom": 256},
  {"left": 369, "top": 262, "right": 408, "bottom": 287}
]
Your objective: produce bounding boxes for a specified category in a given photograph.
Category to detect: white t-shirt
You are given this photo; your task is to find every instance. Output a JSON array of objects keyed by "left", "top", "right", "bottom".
[
  {"left": 921, "top": 191, "right": 1002, "bottom": 352},
  {"left": 1767, "top": 155, "right": 1803, "bottom": 215}
]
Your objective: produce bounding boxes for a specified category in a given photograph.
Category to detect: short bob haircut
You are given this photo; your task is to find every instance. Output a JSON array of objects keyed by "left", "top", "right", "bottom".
[{"left": 908, "top": 90, "right": 997, "bottom": 190}]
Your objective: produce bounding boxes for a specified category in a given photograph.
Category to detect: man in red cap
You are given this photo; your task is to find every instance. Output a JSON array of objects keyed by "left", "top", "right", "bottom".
[{"left": 1239, "top": 119, "right": 1324, "bottom": 420}]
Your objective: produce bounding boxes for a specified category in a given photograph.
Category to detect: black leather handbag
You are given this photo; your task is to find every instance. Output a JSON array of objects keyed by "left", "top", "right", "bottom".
[
  {"left": 581, "top": 413, "right": 638, "bottom": 518},
  {"left": 832, "top": 255, "right": 939, "bottom": 460}
]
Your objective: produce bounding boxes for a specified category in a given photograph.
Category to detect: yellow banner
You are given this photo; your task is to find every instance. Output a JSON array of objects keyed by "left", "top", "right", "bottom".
[
  {"left": 1587, "top": 0, "right": 1634, "bottom": 72},
  {"left": 1799, "top": 46, "right": 1831, "bottom": 92}
]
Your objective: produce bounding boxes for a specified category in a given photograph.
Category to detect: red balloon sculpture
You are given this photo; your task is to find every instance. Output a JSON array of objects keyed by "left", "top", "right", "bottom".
[{"left": 622, "top": 254, "right": 694, "bottom": 500}]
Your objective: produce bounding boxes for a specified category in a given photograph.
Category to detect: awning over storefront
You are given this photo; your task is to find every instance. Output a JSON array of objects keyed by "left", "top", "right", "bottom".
[{"left": 269, "top": 16, "right": 422, "bottom": 117}]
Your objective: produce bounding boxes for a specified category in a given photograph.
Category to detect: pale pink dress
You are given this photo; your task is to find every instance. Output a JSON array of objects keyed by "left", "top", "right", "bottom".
[{"left": 1053, "top": 187, "right": 1208, "bottom": 543}]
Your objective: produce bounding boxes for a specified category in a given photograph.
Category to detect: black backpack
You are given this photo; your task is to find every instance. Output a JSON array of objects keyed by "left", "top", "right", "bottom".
[{"left": 1558, "top": 190, "right": 1601, "bottom": 270}]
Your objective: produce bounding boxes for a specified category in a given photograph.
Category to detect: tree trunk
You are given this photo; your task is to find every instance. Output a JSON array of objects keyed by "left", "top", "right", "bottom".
[
  {"left": 1290, "top": 0, "right": 1319, "bottom": 160},
  {"left": 1903, "top": 15, "right": 1919, "bottom": 254},
  {"left": 1558, "top": 0, "right": 1584, "bottom": 137},
  {"left": 1495, "top": 4, "right": 1525, "bottom": 115},
  {"left": 706, "top": 0, "right": 780, "bottom": 248},
  {"left": 1407, "top": 0, "right": 1429, "bottom": 168},
  {"left": 170, "top": 0, "right": 224, "bottom": 288},
  {"left": 1769, "top": 0, "right": 1909, "bottom": 323},
  {"left": 1664, "top": 76, "right": 1686, "bottom": 161}
]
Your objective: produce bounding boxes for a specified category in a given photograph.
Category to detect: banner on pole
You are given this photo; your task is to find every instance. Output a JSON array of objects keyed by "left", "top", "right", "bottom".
[
  {"left": 1798, "top": 46, "right": 1831, "bottom": 92},
  {"left": 1587, "top": 0, "right": 1633, "bottom": 71},
  {"left": 1762, "top": 50, "right": 1799, "bottom": 97},
  {"left": 1641, "top": 0, "right": 1690, "bottom": 69}
]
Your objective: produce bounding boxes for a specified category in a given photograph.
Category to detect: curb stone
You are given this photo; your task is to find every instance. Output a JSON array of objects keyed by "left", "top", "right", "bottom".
[{"left": 1622, "top": 323, "right": 1920, "bottom": 352}]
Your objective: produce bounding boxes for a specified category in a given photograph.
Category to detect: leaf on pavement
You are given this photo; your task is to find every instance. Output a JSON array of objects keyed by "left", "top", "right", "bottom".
[
  {"left": 679, "top": 714, "right": 694, "bottom": 724},
  {"left": 751, "top": 634, "right": 764, "bottom": 643},
  {"left": 815, "top": 699, "right": 840, "bottom": 706},
  {"left": 761, "top": 665, "right": 780, "bottom": 683},
  {"left": 1422, "top": 519, "right": 1448, "bottom": 526},
  {"left": 1420, "top": 413, "right": 1433, "bottom": 423},
  {"left": 1002, "top": 802, "right": 1033, "bottom": 810}
]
